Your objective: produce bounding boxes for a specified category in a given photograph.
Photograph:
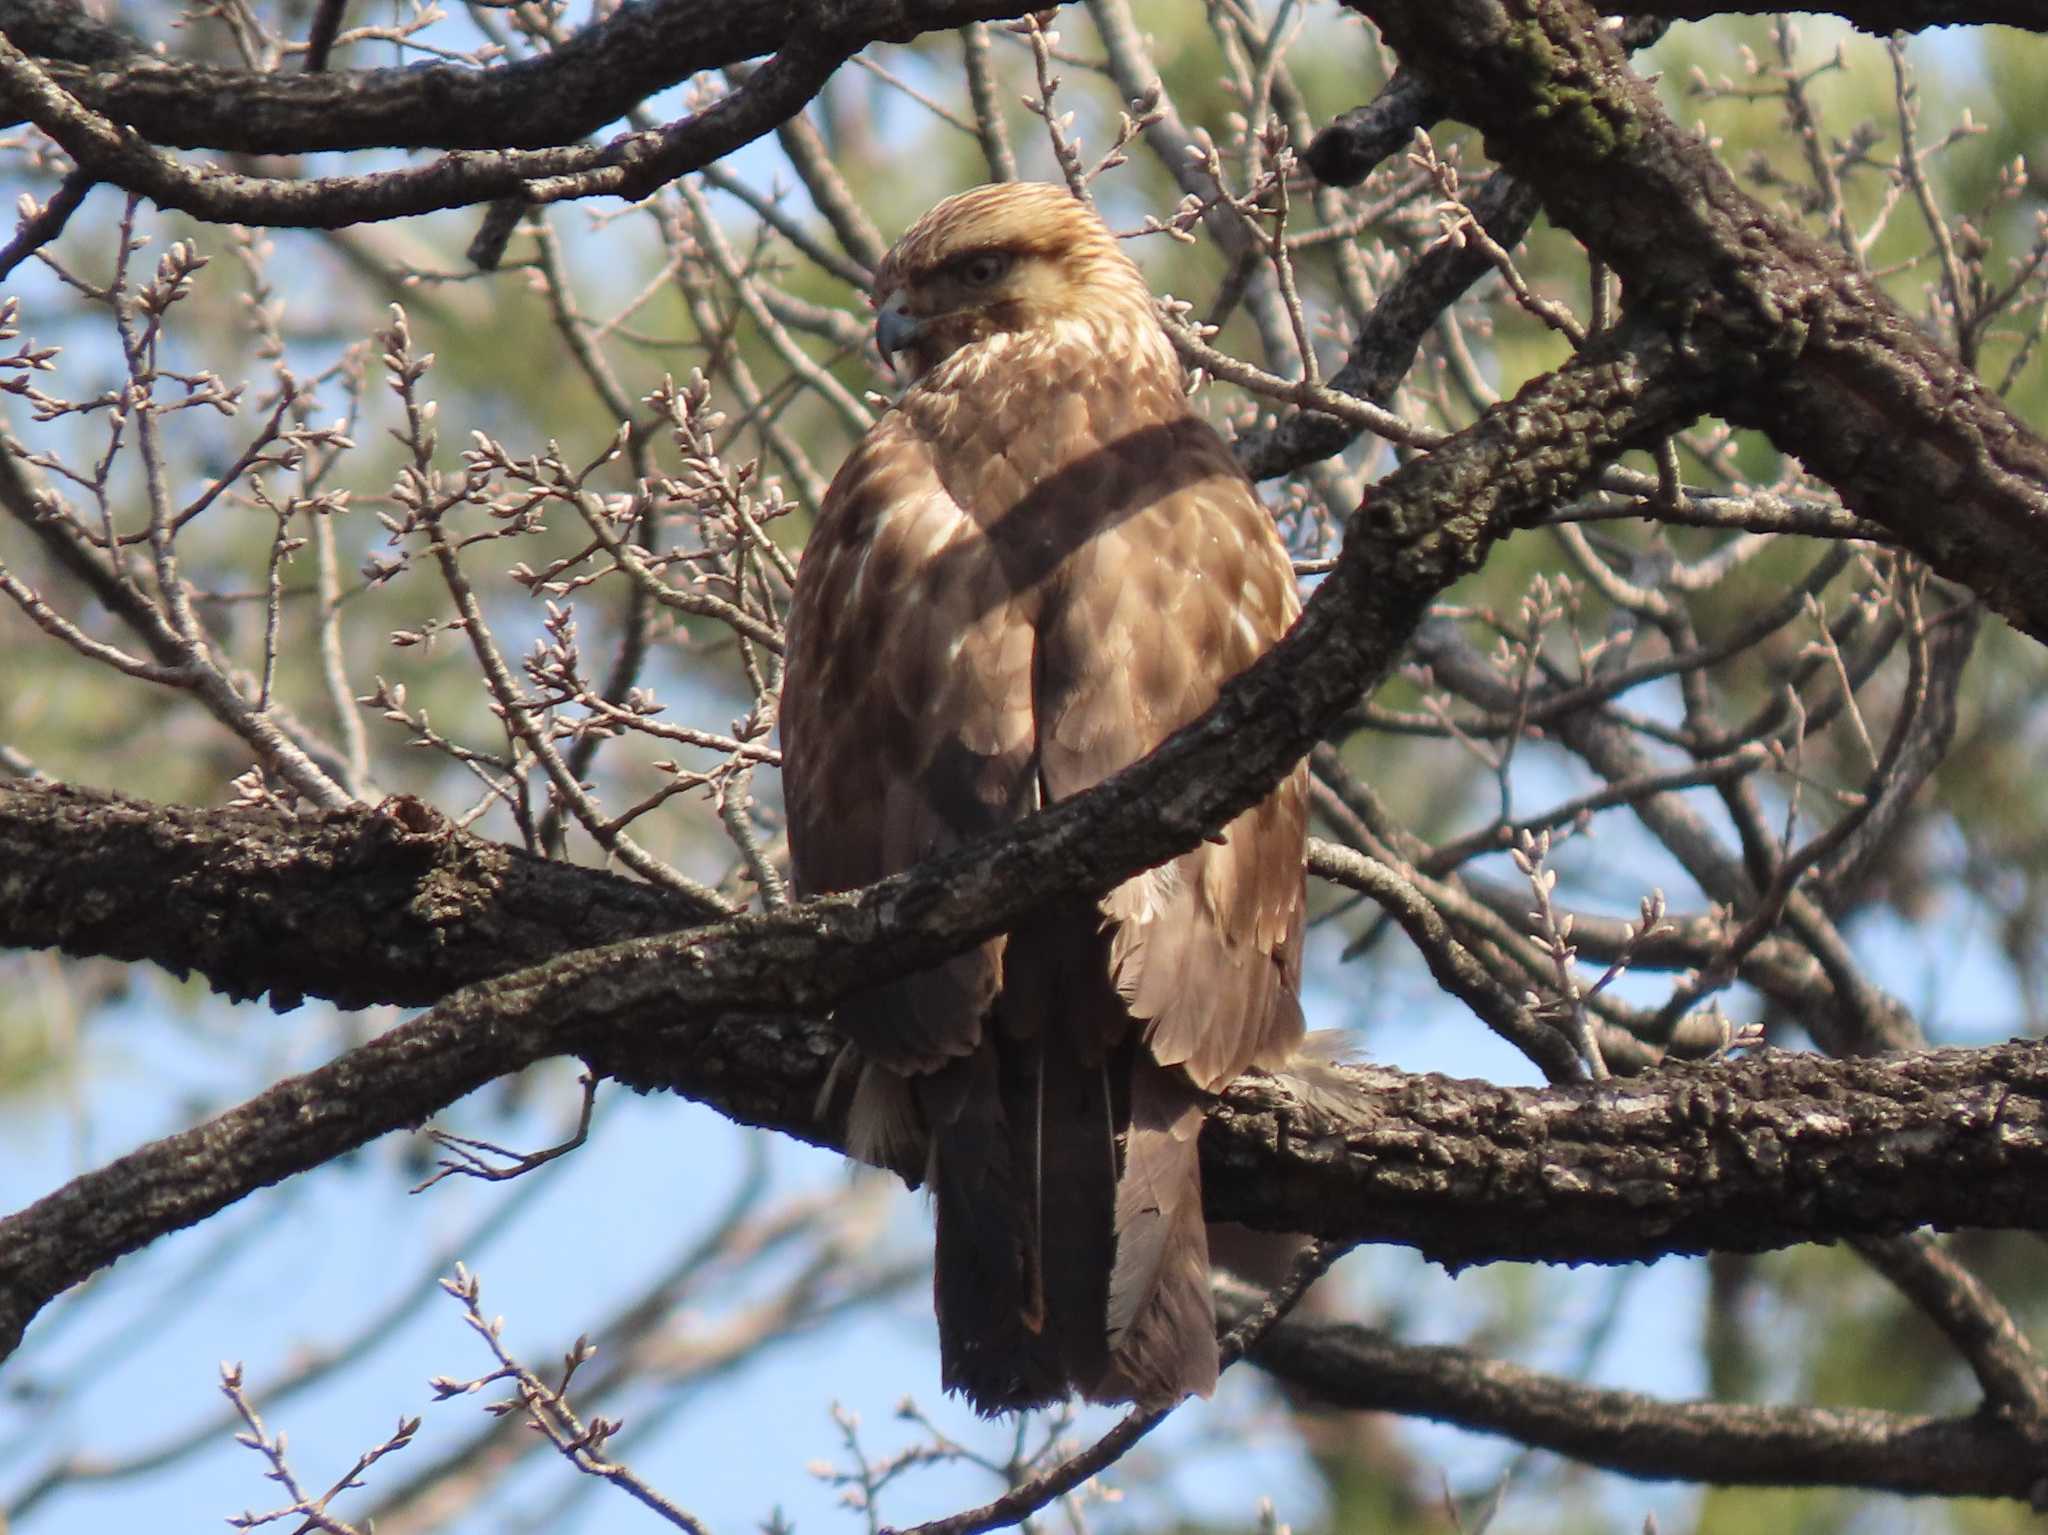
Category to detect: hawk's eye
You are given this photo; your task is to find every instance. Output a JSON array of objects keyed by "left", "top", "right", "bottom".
[{"left": 955, "top": 252, "right": 1013, "bottom": 286}]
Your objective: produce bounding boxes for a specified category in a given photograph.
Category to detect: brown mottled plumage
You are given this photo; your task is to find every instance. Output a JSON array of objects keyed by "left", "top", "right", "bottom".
[{"left": 780, "top": 183, "right": 1307, "bottom": 1413}]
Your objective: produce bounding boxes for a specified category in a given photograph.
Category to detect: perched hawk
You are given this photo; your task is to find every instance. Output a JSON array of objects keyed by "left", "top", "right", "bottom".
[{"left": 780, "top": 182, "right": 1307, "bottom": 1413}]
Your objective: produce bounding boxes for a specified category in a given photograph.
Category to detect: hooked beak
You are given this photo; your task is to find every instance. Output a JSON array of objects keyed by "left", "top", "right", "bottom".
[{"left": 874, "top": 290, "right": 925, "bottom": 371}]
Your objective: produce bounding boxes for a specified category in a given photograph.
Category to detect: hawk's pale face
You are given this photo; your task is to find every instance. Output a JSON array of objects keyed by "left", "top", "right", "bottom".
[
  {"left": 874, "top": 248, "right": 1085, "bottom": 379},
  {"left": 868, "top": 182, "right": 1161, "bottom": 382}
]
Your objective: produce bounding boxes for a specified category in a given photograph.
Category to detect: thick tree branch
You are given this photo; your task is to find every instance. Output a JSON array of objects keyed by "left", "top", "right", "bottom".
[
  {"left": 1198, "top": 1044, "right": 2048, "bottom": 1266},
  {"left": 1241, "top": 1294, "right": 2048, "bottom": 1502},
  {"left": 0, "top": 31, "right": 854, "bottom": 229},
  {"left": 0, "top": 0, "right": 1052, "bottom": 153},
  {"left": 0, "top": 782, "right": 691, "bottom": 1009}
]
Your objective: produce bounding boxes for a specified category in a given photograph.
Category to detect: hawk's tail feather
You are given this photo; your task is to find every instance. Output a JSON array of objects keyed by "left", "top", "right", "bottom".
[
  {"left": 1028, "top": 1025, "right": 1119, "bottom": 1397},
  {"left": 923, "top": 1047, "right": 1071, "bottom": 1413},
  {"left": 1097, "top": 1055, "right": 1219, "bottom": 1407}
]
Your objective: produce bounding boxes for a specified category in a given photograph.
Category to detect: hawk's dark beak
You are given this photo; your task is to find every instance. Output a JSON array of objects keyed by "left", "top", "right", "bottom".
[{"left": 874, "top": 292, "right": 925, "bottom": 371}]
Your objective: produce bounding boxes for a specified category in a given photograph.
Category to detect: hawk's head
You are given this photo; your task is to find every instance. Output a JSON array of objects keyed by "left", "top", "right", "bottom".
[{"left": 869, "top": 182, "right": 1161, "bottom": 381}]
